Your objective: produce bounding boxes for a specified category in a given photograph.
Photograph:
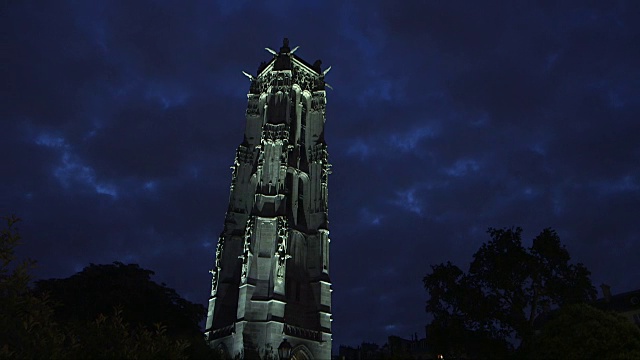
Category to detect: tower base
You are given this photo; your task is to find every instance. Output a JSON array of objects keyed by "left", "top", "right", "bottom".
[{"left": 208, "top": 322, "right": 331, "bottom": 360}]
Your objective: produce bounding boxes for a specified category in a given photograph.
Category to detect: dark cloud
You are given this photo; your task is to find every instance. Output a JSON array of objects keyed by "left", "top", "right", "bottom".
[{"left": 2, "top": 0, "right": 639, "bottom": 353}]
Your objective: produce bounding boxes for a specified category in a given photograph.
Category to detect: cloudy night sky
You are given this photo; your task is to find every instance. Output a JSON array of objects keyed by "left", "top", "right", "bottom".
[{"left": 3, "top": 0, "right": 640, "bottom": 353}]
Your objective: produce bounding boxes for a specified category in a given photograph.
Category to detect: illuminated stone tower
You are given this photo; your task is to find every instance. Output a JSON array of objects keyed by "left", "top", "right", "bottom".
[{"left": 205, "top": 39, "right": 332, "bottom": 360}]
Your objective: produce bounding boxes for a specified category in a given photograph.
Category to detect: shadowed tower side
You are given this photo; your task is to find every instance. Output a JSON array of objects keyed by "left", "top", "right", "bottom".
[{"left": 205, "top": 39, "right": 332, "bottom": 360}]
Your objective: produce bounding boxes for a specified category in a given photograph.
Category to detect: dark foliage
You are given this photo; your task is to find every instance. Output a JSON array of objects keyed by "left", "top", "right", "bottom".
[
  {"left": 423, "top": 227, "right": 597, "bottom": 358},
  {"left": 526, "top": 304, "right": 640, "bottom": 359},
  {"left": 0, "top": 215, "right": 70, "bottom": 358},
  {"left": 34, "top": 262, "right": 213, "bottom": 358},
  {"left": 1, "top": 215, "right": 216, "bottom": 359}
]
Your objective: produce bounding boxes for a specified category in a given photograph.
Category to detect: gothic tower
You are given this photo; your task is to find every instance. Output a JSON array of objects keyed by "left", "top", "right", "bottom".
[{"left": 205, "top": 39, "right": 332, "bottom": 360}]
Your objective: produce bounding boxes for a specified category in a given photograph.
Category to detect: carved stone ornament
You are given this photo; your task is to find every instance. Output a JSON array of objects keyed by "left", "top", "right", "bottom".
[
  {"left": 210, "top": 236, "right": 225, "bottom": 296},
  {"left": 239, "top": 217, "right": 254, "bottom": 284},
  {"left": 322, "top": 163, "right": 332, "bottom": 184},
  {"left": 292, "top": 65, "right": 317, "bottom": 92},
  {"left": 261, "top": 123, "right": 290, "bottom": 144},
  {"left": 310, "top": 92, "right": 326, "bottom": 112},
  {"left": 246, "top": 95, "right": 260, "bottom": 116},
  {"left": 308, "top": 143, "right": 329, "bottom": 163},
  {"left": 252, "top": 61, "right": 324, "bottom": 94},
  {"left": 275, "top": 216, "right": 292, "bottom": 281}
]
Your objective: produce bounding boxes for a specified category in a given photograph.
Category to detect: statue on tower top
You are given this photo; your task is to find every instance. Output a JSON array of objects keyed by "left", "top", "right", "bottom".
[{"left": 279, "top": 37, "right": 290, "bottom": 53}]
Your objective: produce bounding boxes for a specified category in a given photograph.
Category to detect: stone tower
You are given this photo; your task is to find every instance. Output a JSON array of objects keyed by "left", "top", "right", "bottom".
[{"left": 205, "top": 39, "right": 332, "bottom": 360}]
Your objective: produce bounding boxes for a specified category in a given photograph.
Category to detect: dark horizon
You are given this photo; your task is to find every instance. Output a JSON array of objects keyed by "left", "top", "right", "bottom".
[{"left": 3, "top": 0, "right": 640, "bottom": 352}]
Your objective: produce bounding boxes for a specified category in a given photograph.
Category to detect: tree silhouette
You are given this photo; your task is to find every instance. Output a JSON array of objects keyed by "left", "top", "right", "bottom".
[
  {"left": 1, "top": 215, "right": 212, "bottom": 359},
  {"left": 34, "top": 262, "right": 213, "bottom": 359},
  {"left": 424, "top": 227, "right": 597, "bottom": 357},
  {"left": 1, "top": 215, "right": 71, "bottom": 358},
  {"left": 527, "top": 304, "right": 640, "bottom": 359}
]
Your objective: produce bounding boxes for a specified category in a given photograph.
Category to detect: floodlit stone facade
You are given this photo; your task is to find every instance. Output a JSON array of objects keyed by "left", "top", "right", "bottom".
[{"left": 205, "top": 39, "right": 332, "bottom": 360}]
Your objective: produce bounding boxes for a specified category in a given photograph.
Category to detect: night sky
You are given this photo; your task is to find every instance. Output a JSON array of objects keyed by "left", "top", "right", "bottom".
[{"left": 3, "top": 0, "right": 640, "bottom": 353}]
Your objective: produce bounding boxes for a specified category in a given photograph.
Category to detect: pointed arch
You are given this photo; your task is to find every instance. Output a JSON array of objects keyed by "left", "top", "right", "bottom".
[{"left": 291, "top": 344, "right": 313, "bottom": 360}]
